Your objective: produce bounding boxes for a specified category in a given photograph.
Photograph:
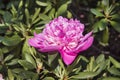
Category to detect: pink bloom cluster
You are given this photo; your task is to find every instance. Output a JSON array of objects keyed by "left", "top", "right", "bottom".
[{"left": 29, "top": 16, "right": 93, "bottom": 65}]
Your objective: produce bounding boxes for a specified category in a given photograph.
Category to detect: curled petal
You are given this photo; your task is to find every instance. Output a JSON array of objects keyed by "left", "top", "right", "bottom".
[
  {"left": 81, "top": 31, "right": 93, "bottom": 41},
  {"left": 79, "top": 36, "right": 94, "bottom": 52}
]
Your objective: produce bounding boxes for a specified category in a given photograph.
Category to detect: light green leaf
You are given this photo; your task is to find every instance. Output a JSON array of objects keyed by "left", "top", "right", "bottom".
[
  {"left": 18, "top": 0, "right": 23, "bottom": 9},
  {"left": 57, "top": 3, "right": 67, "bottom": 16},
  {"left": 43, "top": 77, "right": 55, "bottom": 80},
  {"left": 100, "top": 27, "right": 109, "bottom": 46},
  {"left": 18, "top": 60, "right": 35, "bottom": 70},
  {"left": 36, "top": 1, "right": 48, "bottom": 6},
  {"left": 8, "top": 69, "right": 14, "bottom": 80},
  {"left": 90, "top": 9, "right": 104, "bottom": 17},
  {"left": 93, "top": 19, "right": 107, "bottom": 33},
  {"left": 109, "top": 56, "right": 120, "bottom": 68},
  {"left": 96, "top": 54, "right": 105, "bottom": 64},
  {"left": 108, "top": 67, "right": 120, "bottom": 76}
]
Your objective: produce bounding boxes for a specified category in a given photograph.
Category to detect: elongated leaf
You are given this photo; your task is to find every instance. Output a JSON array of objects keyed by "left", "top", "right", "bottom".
[
  {"left": 102, "top": 77, "right": 120, "bottom": 80},
  {"left": 36, "top": 1, "right": 48, "bottom": 6},
  {"left": 18, "top": 0, "right": 23, "bottom": 9},
  {"left": 32, "top": 8, "right": 41, "bottom": 22},
  {"left": 96, "top": 54, "right": 105, "bottom": 64},
  {"left": 71, "top": 72, "right": 98, "bottom": 79},
  {"left": 57, "top": 3, "right": 67, "bottom": 16},
  {"left": 18, "top": 60, "right": 35, "bottom": 70},
  {"left": 90, "top": 9, "right": 104, "bottom": 17},
  {"left": 93, "top": 19, "right": 107, "bottom": 33},
  {"left": 4, "top": 54, "right": 14, "bottom": 62},
  {"left": 100, "top": 27, "right": 109, "bottom": 46},
  {"left": 8, "top": 69, "right": 14, "bottom": 80},
  {"left": 108, "top": 67, "right": 120, "bottom": 76},
  {"left": 109, "top": 56, "right": 120, "bottom": 68},
  {"left": 3, "top": 11, "right": 12, "bottom": 23},
  {"left": 110, "top": 21, "right": 120, "bottom": 32},
  {"left": 2, "top": 35, "right": 22, "bottom": 46}
]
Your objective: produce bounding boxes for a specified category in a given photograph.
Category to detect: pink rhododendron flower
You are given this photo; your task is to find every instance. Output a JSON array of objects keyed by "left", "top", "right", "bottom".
[{"left": 29, "top": 16, "right": 94, "bottom": 65}]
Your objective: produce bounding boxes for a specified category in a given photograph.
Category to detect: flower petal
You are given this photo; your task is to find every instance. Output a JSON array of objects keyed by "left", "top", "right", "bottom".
[
  {"left": 28, "top": 33, "right": 44, "bottom": 48},
  {"left": 39, "top": 46, "right": 61, "bottom": 52},
  {"left": 79, "top": 36, "right": 94, "bottom": 52},
  {"left": 60, "top": 50, "right": 78, "bottom": 65}
]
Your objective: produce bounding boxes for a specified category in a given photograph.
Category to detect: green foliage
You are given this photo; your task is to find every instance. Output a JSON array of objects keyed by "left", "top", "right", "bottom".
[
  {"left": 0, "top": 0, "right": 120, "bottom": 80},
  {"left": 90, "top": 0, "right": 120, "bottom": 46}
]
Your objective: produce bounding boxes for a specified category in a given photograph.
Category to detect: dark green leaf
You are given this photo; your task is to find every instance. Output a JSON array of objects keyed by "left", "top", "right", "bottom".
[
  {"left": 3, "top": 11, "right": 12, "bottom": 23},
  {"left": 2, "top": 35, "right": 22, "bottom": 46},
  {"left": 102, "top": 77, "right": 120, "bottom": 80},
  {"left": 0, "top": 36, "right": 4, "bottom": 42},
  {"left": 4, "top": 54, "right": 14, "bottom": 62},
  {"left": 32, "top": 8, "right": 41, "bottom": 22},
  {"left": 71, "top": 72, "right": 98, "bottom": 79},
  {"left": 110, "top": 21, "right": 120, "bottom": 32}
]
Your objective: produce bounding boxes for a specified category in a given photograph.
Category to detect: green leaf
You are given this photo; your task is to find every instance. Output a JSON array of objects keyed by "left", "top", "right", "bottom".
[
  {"left": 23, "top": 53, "right": 36, "bottom": 68},
  {"left": 110, "top": 21, "right": 120, "bottom": 32},
  {"left": 93, "top": 19, "right": 107, "bottom": 33},
  {"left": 25, "top": 8, "right": 30, "bottom": 25},
  {"left": 111, "top": 14, "right": 120, "bottom": 21},
  {"left": 8, "top": 69, "right": 14, "bottom": 80},
  {"left": 3, "top": 11, "right": 12, "bottom": 23},
  {"left": 18, "top": 60, "right": 35, "bottom": 70},
  {"left": 6, "top": 59, "right": 19, "bottom": 66},
  {"left": 18, "top": 0, "right": 23, "bottom": 9},
  {"left": 32, "top": 8, "right": 41, "bottom": 22},
  {"left": 0, "top": 36, "right": 4, "bottom": 42},
  {"left": 43, "top": 4, "right": 52, "bottom": 14},
  {"left": 43, "top": 77, "right": 55, "bottom": 80},
  {"left": 36, "top": 1, "right": 48, "bottom": 6},
  {"left": 109, "top": 56, "right": 120, "bottom": 68},
  {"left": 96, "top": 54, "right": 105, "bottom": 64},
  {"left": 67, "top": 11, "right": 72, "bottom": 18},
  {"left": 108, "top": 67, "right": 120, "bottom": 76},
  {"left": 22, "top": 39, "right": 36, "bottom": 68},
  {"left": 90, "top": 9, "right": 104, "bottom": 17},
  {"left": 71, "top": 72, "right": 98, "bottom": 79},
  {"left": 100, "top": 27, "right": 109, "bottom": 46},
  {"left": 4, "top": 54, "right": 14, "bottom": 62},
  {"left": 2, "top": 35, "right": 22, "bottom": 46},
  {"left": 57, "top": 3, "right": 67, "bottom": 16},
  {"left": 102, "top": 77, "right": 120, "bottom": 80},
  {"left": 49, "top": 8, "right": 55, "bottom": 18}
]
